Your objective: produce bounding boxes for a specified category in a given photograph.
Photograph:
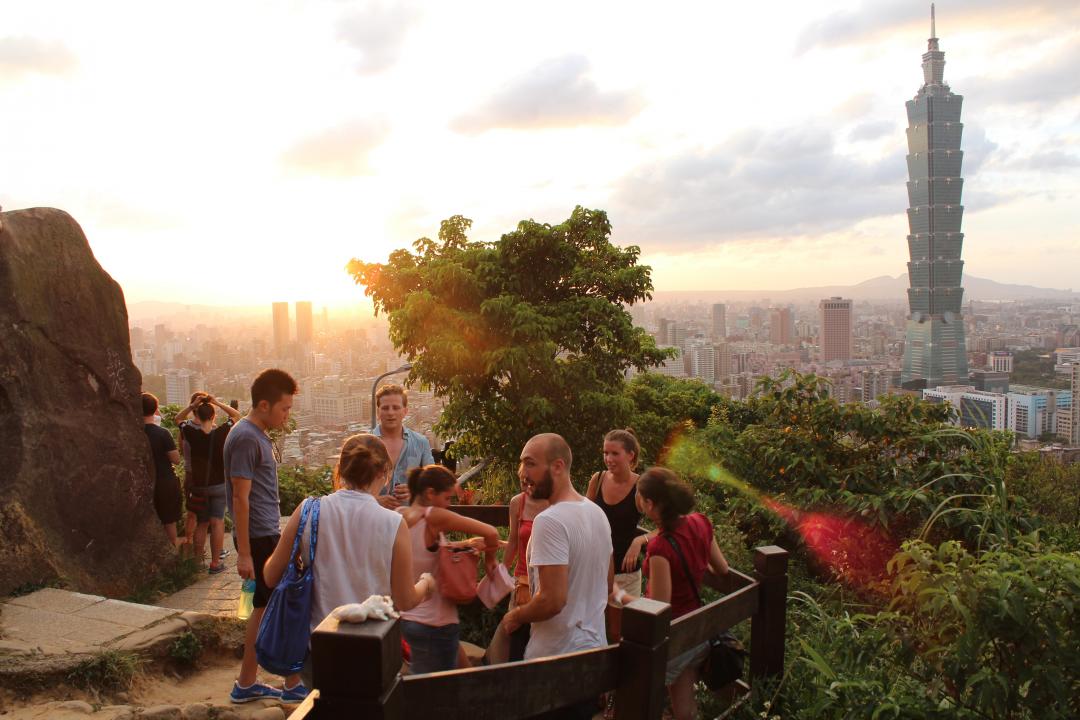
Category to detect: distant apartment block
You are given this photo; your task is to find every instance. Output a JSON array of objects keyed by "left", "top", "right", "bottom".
[
  {"left": 711, "top": 304, "right": 727, "bottom": 339},
  {"left": 818, "top": 297, "right": 853, "bottom": 363},
  {"left": 307, "top": 376, "right": 366, "bottom": 425},
  {"left": 924, "top": 385, "right": 1006, "bottom": 431},
  {"left": 1071, "top": 364, "right": 1080, "bottom": 446},
  {"left": 770, "top": 307, "right": 795, "bottom": 346},
  {"left": 859, "top": 368, "right": 892, "bottom": 402},
  {"left": 970, "top": 369, "right": 1009, "bottom": 394},
  {"left": 687, "top": 344, "right": 716, "bottom": 383},
  {"left": 714, "top": 342, "right": 732, "bottom": 383},
  {"left": 959, "top": 391, "right": 1007, "bottom": 431},
  {"left": 1054, "top": 347, "right": 1080, "bottom": 365},
  {"left": 1007, "top": 386, "right": 1073, "bottom": 440},
  {"left": 989, "top": 351, "right": 1013, "bottom": 374},
  {"left": 656, "top": 347, "right": 687, "bottom": 378},
  {"left": 133, "top": 348, "right": 156, "bottom": 376},
  {"left": 165, "top": 368, "right": 205, "bottom": 406}
]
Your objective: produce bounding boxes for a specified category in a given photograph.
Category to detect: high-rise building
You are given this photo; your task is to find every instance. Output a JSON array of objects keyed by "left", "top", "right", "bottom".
[
  {"left": 164, "top": 368, "right": 205, "bottom": 405},
  {"left": 296, "top": 301, "right": 314, "bottom": 345},
  {"left": 656, "top": 347, "right": 686, "bottom": 377},
  {"left": 688, "top": 344, "right": 716, "bottom": 383},
  {"left": 711, "top": 304, "right": 727, "bottom": 340},
  {"left": 714, "top": 342, "right": 732, "bottom": 382},
  {"left": 272, "top": 302, "right": 289, "bottom": 353},
  {"left": 859, "top": 368, "right": 892, "bottom": 402},
  {"left": 769, "top": 307, "right": 795, "bottom": 346},
  {"left": 901, "top": 6, "right": 969, "bottom": 388},
  {"left": 818, "top": 297, "right": 853, "bottom": 363}
]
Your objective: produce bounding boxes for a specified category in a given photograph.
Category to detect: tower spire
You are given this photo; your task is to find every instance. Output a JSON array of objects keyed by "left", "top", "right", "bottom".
[{"left": 931, "top": 3, "right": 936, "bottom": 40}]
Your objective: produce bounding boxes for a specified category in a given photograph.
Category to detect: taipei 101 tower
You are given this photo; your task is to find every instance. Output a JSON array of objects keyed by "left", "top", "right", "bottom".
[{"left": 901, "top": 5, "right": 968, "bottom": 389}]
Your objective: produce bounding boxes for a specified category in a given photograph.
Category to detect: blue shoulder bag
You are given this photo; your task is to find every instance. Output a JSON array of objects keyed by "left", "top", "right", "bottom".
[{"left": 256, "top": 497, "right": 320, "bottom": 676}]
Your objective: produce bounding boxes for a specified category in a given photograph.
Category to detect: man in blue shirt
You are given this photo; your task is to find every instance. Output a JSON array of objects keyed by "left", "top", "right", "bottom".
[
  {"left": 372, "top": 383, "right": 434, "bottom": 509},
  {"left": 223, "top": 368, "right": 306, "bottom": 704}
]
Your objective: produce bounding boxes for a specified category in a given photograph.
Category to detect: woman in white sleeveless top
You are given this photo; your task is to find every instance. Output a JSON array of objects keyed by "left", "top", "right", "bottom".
[
  {"left": 398, "top": 464, "right": 500, "bottom": 673},
  {"left": 265, "top": 434, "right": 434, "bottom": 637}
]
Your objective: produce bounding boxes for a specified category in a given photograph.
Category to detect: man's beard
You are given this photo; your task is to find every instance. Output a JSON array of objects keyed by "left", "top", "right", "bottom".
[{"left": 529, "top": 468, "right": 555, "bottom": 500}]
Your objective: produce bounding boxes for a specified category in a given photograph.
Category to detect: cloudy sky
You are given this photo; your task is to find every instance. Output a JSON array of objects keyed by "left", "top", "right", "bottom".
[{"left": 2, "top": 0, "right": 1078, "bottom": 306}]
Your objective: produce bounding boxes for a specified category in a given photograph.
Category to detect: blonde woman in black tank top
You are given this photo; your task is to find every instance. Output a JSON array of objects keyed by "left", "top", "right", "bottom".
[{"left": 585, "top": 429, "right": 644, "bottom": 648}]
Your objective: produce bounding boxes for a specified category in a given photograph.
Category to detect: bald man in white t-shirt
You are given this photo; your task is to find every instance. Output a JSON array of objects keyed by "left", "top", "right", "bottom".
[{"left": 501, "top": 434, "right": 614, "bottom": 678}]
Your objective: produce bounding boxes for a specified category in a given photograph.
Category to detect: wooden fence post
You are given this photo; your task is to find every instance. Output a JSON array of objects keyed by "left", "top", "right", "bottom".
[
  {"left": 614, "top": 598, "right": 671, "bottom": 720},
  {"left": 749, "top": 545, "right": 789, "bottom": 679},
  {"left": 308, "top": 614, "right": 403, "bottom": 719}
]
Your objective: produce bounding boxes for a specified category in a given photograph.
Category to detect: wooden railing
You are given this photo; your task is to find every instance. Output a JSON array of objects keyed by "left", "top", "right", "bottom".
[{"left": 288, "top": 505, "right": 788, "bottom": 720}]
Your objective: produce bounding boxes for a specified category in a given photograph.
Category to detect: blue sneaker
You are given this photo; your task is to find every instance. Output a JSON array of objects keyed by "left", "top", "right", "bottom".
[
  {"left": 230, "top": 681, "right": 283, "bottom": 703},
  {"left": 282, "top": 682, "right": 310, "bottom": 703}
]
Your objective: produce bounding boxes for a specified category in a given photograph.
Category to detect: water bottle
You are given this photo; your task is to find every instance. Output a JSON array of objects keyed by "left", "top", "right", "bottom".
[{"left": 237, "top": 578, "right": 256, "bottom": 620}]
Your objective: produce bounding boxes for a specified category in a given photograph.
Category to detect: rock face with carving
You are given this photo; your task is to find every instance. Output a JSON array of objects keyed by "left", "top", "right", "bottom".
[{"left": 0, "top": 207, "right": 172, "bottom": 597}]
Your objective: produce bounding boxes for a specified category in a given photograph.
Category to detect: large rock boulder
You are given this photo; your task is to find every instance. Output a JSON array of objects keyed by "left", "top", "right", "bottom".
[{"left": 0, "top": 207, "right": 173, "bottom": 597}]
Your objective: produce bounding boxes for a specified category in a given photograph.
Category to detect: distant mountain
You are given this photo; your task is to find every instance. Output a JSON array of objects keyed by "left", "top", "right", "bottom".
[{"left": 652, "top": 275, "right": 1078, "bottom": 303}]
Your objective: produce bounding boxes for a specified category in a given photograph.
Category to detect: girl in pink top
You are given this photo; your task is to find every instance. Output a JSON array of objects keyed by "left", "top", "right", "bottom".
[{"left": 398, "top": 465, "right": 500, "bottom": 673}]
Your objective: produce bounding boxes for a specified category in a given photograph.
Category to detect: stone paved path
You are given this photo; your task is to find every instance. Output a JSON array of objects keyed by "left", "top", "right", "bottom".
[
  {"left": 157, "top": 543, "right": 242, "bottom": 616},
  {"left": 158, "top": 517, "right": 288, "bottom": 616},
  {"left": 0, "top": 588, "right": 199, "bottom": 657}
]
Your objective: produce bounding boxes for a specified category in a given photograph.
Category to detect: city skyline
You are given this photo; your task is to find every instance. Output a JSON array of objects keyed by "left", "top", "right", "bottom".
[{"left": 2, "top": 1, "right": 1078, "bottom": 306}]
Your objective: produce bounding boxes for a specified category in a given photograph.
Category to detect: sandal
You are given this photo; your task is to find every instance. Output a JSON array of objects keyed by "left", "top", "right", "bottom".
[{"left": 603, "top": 692, "right": 616, "bottom": 720}]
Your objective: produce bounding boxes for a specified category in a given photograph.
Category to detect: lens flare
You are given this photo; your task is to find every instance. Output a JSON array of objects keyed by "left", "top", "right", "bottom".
[{"left": 660, "top": 430, "right": 898, "bottom": 588}]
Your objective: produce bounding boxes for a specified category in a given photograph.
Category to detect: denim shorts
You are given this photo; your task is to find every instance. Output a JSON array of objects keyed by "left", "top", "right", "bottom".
[
  {"left": 193, "top": 484, "right": 227, "bottom": 523},
  {"left": 401, "top": 620, "right": 460, "bottom": 674}
]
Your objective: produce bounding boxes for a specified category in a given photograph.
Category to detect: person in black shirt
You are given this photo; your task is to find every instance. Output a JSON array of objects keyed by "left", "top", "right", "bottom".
[
  {"left": 142, "top": 392, "right": 182, "bottom": 546},
  {"left": 175, "top": 393, "right": 241, "bottom": 572}
]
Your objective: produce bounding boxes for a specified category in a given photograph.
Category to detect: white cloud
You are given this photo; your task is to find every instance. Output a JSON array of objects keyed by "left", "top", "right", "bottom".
[
  {"left": 0, "top": 36, "right": 76, "bottom": 78},
  {"left": 281, "top": 118, "right": 390, "bottom": 177},
  {"left": 452, "top": 55, "right": 643, "bottom": 134},
  {"left": 336, "top": 2, "right": 420, "bottom": 75}
]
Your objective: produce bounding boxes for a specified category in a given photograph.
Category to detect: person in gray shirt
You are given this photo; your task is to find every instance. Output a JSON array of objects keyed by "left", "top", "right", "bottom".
[{"left": 223, "top": 368, "right": 302, "bottom": 704}]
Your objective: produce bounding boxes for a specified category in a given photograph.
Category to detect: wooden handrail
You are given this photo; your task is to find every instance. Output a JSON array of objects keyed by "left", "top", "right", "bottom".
[
  {"left": 668, "top": 580, "right": 759, "bottom": 658},
  {"left": 289, "top": 505, "right": 789, "bottom": 720},
  {"left": 401, "top": 645, "right": 621, "bottom": 720}
]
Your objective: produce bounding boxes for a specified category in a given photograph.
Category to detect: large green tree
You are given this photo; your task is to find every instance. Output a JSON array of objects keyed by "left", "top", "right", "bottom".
[{"left": 348, "top": 207, "right": 670, "bottom": 478}]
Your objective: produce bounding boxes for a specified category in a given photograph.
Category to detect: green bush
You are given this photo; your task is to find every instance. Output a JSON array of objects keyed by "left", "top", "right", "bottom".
[
  {"left": 885, "top": 538, "right": 1080, "bottom": 719},
  {"left": 278, "top": 465, "right": 333, "bottom": 516},
  {"left": 169, "top": 630, "right": 203, "bottom": 667}
]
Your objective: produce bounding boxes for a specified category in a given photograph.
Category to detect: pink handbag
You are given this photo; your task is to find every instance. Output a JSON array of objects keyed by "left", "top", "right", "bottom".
[{"left": 436, "top": 541, "right": 479, "bottom": 604}]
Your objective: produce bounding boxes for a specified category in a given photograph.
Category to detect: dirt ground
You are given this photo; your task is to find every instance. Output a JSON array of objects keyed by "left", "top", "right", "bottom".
[{"left": 0, "top": 649, "right": 295, "bottom": 719}]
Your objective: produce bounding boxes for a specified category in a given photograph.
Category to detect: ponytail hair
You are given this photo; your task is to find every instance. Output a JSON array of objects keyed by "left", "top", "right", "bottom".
[
  {"left": 407, "top": 464, "right": 456, "bottom": 502},
  {"left": 335, "top": 434, "right": 390, "bottom": 490},
  {"left": 637, "top": 467, "right": 694, "bottom": 531},
  {"left": 604, "top": 428, "right": 641, "bottom": 469}
]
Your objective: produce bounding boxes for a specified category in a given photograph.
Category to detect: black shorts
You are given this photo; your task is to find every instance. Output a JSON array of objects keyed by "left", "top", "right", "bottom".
[
  {"left": 154, "top": 475, "right": 182, "bottom": 526},
  {"left": 246, "top": 534, "right": 280, "bottom": 609}
]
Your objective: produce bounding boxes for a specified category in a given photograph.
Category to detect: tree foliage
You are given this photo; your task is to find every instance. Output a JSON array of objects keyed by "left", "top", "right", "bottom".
[{"left": 348, "top": 207, "right": 670, "bottom": 474}]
